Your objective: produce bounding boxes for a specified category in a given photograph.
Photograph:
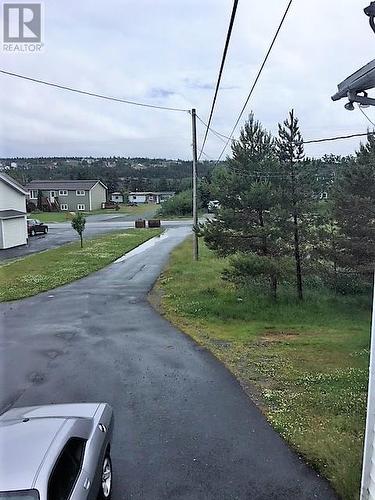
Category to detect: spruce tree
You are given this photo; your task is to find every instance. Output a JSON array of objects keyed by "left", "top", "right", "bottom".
[
  {"left": 201, "top": 113, "right": 286, "bottom": 299},
  {"left": 275, "top": 110, "right": 314, "bottom": 300},
  {"left": 333, "top": 133, "right": 375, "bottom": 281}
]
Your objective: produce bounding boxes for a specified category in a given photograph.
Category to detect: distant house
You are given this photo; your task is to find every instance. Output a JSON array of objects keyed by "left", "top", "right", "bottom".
[
  {"left": 25, "top": 180, "right": 107, "bottom": 212},
  {"left": 110, "top": 192, "right": 124, "bottom": 203},
  {"left": 128, "top": 191, "right": 175, "bottom": 204},
  {"left": 0, "top": 172, "right": 28, "bottom": 249}
]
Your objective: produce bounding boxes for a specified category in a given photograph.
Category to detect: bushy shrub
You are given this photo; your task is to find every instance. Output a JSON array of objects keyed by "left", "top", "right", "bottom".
[
  {"left": 26, "top": 200, "right": 37, "bottom": 213},
  {"left": 158, "top": 190, "right": 193, "bottom": 216}
]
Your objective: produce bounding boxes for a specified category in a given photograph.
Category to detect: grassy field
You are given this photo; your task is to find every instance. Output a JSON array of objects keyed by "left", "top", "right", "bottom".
[
  {"left": 155, "top": 238, "right": 372, "bottom": 500},
  {"left": 0, "top": 228, "right": 161, "bottom": 301},
  {"left": 29, "top": 204, "right": 156, "bottom": 223}
]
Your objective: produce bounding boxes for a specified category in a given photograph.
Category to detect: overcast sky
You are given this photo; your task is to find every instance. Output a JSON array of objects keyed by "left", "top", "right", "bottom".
[{"left": 0, "top": 0, "right": 374, "bottom": 159}]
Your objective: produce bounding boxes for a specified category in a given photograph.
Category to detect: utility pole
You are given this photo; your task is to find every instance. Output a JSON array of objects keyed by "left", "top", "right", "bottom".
[{"left": 191, "top": 108, "right": 199, "bottom": 260}]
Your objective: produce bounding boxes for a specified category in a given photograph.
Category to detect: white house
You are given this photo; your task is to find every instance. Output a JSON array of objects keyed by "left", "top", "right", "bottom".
[
  {"left": 110, "top": 192, "right": 124, "bottom": 203},
  {"left": 0, "top": 172, "right": 28, "bottom": 249},
  {"left": 128, "top": 191, "right": 175, "bottom": 204}
]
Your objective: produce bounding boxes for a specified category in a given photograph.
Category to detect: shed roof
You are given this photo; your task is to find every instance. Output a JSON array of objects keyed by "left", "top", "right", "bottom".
[{"left": 0, "top": 209, "right": 26, "bottom": 219}]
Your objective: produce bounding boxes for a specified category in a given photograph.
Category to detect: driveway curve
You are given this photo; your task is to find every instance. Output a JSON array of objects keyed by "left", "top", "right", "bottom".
[{"left": 0, "top": 226, "right": 336, "bottom": 499}]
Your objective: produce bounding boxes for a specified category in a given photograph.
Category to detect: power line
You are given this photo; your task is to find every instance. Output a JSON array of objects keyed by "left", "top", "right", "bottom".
[
  {"left": 214, "top": 0, "right": 293, "bottom": 164},
  {"left": 198, "top": 0, "right": 239, "bottom": 160},
  {"left": 198, "top": 113, "right": 375, "bottom": 146},
  {"left": 302, "top": 130, "right": 375, "bottom": 144},
  {"left": 0, "top": 69, "right": 190, "bottom": 113},
  {"left": 358, "top": 104, "right": 375, "bottom": 127},
  {"left": 196, "top": 114, "right": 230, "bottom": 143}
]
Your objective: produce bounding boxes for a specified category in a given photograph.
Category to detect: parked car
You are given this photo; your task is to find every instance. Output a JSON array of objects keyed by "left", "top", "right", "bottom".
[
  {"left": 0, "top": 402, "right": 114, "bottom": 500},
  {"left": 27, "top": 219, "right": 48, "bottom": 236}
]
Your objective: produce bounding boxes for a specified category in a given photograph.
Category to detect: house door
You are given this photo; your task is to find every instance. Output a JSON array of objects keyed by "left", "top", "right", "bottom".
[{"left": 50, "top": 191, "right": 56, "bottom": 202}]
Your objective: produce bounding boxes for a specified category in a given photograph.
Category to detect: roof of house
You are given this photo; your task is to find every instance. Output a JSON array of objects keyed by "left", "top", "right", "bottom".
[
  {"left": 25, "top": 179, "right": 108, "bottom": 191},
  {"left": 0, "top": 209, "right": 26, "bottom": 220},
  {"left": 0, "top": 172, "right": 28, "bottom": 195}
]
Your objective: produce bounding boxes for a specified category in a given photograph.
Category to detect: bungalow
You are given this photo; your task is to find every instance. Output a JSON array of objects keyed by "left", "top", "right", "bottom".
[
  {"left": 0, "top": 172, "right": 28, "bottom": 249},
  {"left": 25, "top": 180, "right": 108, "bottom": 212},
  {"left": 110, "top": 192, "right": 124, "bottom": 203},
  {"left": 128, "top": 191, "right": 175, "bottom": 204}
]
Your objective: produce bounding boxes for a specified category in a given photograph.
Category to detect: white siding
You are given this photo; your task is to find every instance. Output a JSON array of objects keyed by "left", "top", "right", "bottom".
[
  {"left": 0, "top": 218, "right": 27, "bottom": 249},
  {"left": 129, "top": 194, "right": 147, "bottom": 203},
  {"left": 0, "top": 181, "right": 26, "bottom": 212},
  {"left": 361, "top": 277, "right": 375, "bottom": 500}
]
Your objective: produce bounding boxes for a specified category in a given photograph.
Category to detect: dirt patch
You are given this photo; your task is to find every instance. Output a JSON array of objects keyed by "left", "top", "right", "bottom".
[
  {"left": 148, "top": 283, "right": 164, "bottom": 312},
  {"left": 260, "top": 331, "right": 300, "bottom": 343}
]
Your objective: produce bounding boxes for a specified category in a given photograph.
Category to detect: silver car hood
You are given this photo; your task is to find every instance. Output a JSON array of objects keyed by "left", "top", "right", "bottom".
[{"left": 0, "top": 403, "right": 101, "bottom": 421}]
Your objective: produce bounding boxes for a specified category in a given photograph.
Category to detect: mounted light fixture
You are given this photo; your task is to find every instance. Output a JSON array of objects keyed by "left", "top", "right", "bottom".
[{"left": 344, "top": 101, "right": 355, "bottom": 111}]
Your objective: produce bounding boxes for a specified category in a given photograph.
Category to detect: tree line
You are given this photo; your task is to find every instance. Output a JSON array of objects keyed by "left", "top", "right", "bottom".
[{"left": 199, "top": 111, "right": 375, "bottom": 300}]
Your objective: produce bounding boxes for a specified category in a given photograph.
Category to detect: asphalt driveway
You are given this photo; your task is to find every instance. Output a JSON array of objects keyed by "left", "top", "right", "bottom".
[{"left": 0, "top": 226, "right": 336, "bottom": 499}]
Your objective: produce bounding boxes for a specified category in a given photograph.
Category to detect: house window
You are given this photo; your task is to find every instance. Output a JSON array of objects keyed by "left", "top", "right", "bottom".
[
  {"left": 132, "top": 195, "right": 137, "bottom": 200},
  {"left": 77, "top": 204, "right": 85, "bottom": 211},
  {"left": 29, "top": 190, "right": 37, "bottom": 199},
  {"left": 76, "top": 190, "right": 85, "bottom": 196},
  {"left": 60, "top": 204, "right": 68, "bottom": 210},
  {"left": 59, "top": 190, "right": 68, "bottom": 196}
]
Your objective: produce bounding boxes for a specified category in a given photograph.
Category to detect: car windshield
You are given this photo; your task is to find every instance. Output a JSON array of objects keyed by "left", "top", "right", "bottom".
[{"left": 0, "top": 491, "right": 39, "bottom": 500}]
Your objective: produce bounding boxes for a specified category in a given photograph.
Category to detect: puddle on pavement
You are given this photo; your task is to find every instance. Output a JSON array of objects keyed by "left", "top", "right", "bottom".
[{"left": 114, "top": 231, "right": 169, "bottom": 263}]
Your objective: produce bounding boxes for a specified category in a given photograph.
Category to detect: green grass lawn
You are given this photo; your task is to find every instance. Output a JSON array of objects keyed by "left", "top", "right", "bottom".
[
  {"left": 0, "top": 228, "right": 161, "bottom": 301},
  {"left": 29, "top": 204, "right": 156, "bottom": 223},
  {"left": 155, "top": 238, "right": 372, "bottom": 500}
]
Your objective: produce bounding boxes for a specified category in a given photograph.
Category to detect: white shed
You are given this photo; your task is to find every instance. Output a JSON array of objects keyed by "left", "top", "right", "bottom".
[
  {"left": 110, "top": 192, "right": 124, "bottom": 203},
  {"left": 0, "top": 172, "right": 28, "bottom": 249}
]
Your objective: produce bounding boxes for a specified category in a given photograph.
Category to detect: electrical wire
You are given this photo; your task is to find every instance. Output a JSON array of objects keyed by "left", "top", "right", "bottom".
[
  {"left": 196, "top": 115, "right": 230, "bottom": 143},
  {"left": 302, "top": 130, "right": 375, "bottom": 144},
  {"left": 0, "top": 69, "right": 190, "bottom": 113},
  {"left": 214, "top": 0, "right": 293, "bottom": 164},
  {"left": 197, "top": 113, "right": 375, "bottom": 147},
  {"left": 358, "top": 104, "right": 375, "bottom": 127},
  {"left": 198, "top": 0, "right": 239, "bottom": 160}
]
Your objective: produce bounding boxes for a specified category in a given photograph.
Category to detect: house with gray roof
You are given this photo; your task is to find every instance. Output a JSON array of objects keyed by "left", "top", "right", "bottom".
[
  {"left": 25, "top": 180, "right": 108, "bottom": 212},
  {"left": 0, "top": 172, "right": 28, "bottom": 249}
]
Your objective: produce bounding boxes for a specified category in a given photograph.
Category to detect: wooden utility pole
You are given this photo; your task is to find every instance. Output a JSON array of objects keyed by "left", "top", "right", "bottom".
[{"left": 191, "top": 108, "right": 199, "bottom": 260}]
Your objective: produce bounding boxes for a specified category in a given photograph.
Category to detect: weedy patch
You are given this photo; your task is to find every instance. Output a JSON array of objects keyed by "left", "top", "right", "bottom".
[{"left": 155, "top": 238, "right": 371, "bottom": 500}]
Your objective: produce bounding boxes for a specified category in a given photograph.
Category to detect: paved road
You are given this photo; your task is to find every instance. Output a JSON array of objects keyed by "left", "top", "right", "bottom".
[
  {"left": 0, "top": 218, "right": 193, "bottom": 261},
  {"left": 0, "top": 227, "right": 336, "bottom": 499}
]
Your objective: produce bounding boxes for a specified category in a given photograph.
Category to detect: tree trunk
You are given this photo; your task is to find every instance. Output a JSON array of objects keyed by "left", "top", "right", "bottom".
[
  {"left": 80, "top": 233, "right": 83, "bottom": 248},
  {"left": 270, "top": 275, "right": 278, "bottom": 301},
  {"left": 290, "top": 165, "right": 303, "bottom": 301},
  {"left": 293, "top": 211, "right": 303, "bottom": 300}
]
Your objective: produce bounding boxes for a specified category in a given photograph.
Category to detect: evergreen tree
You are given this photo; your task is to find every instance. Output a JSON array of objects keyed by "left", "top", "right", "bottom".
[
  {"left": 201, "top": 113, "right": 287, "bottom": 299},
  {"left": 332, "top": 133, "right": 375, "bottom": 281},
  {"left": 275, "top": 109, "right": 314, "bottom": 300}
]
